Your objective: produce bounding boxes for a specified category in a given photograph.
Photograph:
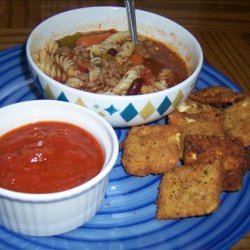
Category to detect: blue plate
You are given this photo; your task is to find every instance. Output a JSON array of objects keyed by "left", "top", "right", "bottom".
[{"left": 0, "top": 45, "right": 249, "bottom": 250}]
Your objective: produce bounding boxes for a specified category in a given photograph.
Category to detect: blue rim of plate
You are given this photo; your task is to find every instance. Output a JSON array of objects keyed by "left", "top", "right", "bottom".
[{"left": 0, "top": 44, "right": 249, "bottom": 250}]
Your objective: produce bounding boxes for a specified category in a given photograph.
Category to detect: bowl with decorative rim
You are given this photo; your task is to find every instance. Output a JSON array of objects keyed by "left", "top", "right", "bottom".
[{"left": 26, "top": 6, "right": 203, "bottom": 127}]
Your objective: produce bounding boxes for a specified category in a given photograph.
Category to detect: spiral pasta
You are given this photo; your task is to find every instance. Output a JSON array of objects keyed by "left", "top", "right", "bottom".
[
  {"left": 66, "top": 77, "right": 84, "bottom": 89},
  {"left": 115, "top": 42, "right": 135, "bottom": 64},
  {"left": 32, "top": 49, "right": 46, "bottom": 65},
  {"left": 43, "top": 40, "right": 58, "bottom": 55},
  {"left": 157, "top": 68, "right": 174, "bottom": 83},
  {"left": 36, "top": 52, "right": 67, "bottom": 82},
  {"left": 53, "top": 54, "right": 76, "bottom": 77},
  {"left": 153, "top": 81, "right": 168, "bottom": 91},
  {"left": 88, "top": 43, "right": 119, "bottom": 57},
  {"left": 88, "top": 44, "right": 102, "bottom": 58},
  {"left": 89, "top": 66, "right": 101, "bottom": 82},
  {"left": 32, "top": 29, "right": 188, "bottom": 95},
  {"left": 112, "top": 65, "right": 144, "bottom": 95},
  {"left": 90, "top": 56, "right": 102, "bottom": 67},
  {"left": 103, "top": 31, "right": 130, "bottom": 44}
]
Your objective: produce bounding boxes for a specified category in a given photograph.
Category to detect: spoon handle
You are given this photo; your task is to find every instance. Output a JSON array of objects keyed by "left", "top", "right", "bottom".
[{"left": 125, "top": 0, "right": 139, "bottom": 44}]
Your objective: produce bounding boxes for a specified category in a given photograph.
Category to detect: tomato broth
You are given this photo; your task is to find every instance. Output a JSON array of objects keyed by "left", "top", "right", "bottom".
[
  {"left": 0, "top": 121, "right": 104, "bottom": 194},
  {"left": 33, "top": 29, "right": 188, "bottom": 95}
]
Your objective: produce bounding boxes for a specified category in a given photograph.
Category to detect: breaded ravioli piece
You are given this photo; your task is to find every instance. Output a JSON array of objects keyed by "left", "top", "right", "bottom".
[
  {"left": 222, "top": 168, "right": 246, "bottom": 192},
  {"left": 156, "top": 160, "right": 222, "bottom": 219},
  {"left": 222, "top": 96, "right": 250, "bottom": 146},
  {"left": 168, "top": 108, "right": 224, "bottom": 157},
  {"left": 169, "top": 110, "right": 223, "bottom": 136},
  {"left": 183, "top": 134, "right": 246, "bottom": 192},
  {"left": 189, "top": 86, "right": 246, "bottom": 108},
  {"left": 243, "top": 148, "right": 250, "bottom": 171},
  {"left": 122, "top": 125, "right": 181, "bottom": 176},
  {"left": 177, "top": 98, "right": 222, "bottom": 115}
]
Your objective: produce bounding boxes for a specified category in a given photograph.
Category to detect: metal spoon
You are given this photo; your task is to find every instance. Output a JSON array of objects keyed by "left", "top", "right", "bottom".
[{"left": 124, "top": 0, "right": 139, "bottom": 44}]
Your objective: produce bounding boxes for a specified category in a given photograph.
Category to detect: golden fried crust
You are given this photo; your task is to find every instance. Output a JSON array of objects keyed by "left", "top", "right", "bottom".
[
  {"left": 183, "top": 134, "right": 246, "bottom": 192},
  {"left": 243, "top": 148, "right": 250, "bottom": 171},
  {"left": 122, "top": 125, "right": 181, "bottom": 176},
  {"left": 189, "top": 86, "right": 246, "bottom": 108},
  {"left": 222, "top": 168, "right": 245, "bottom": 192},
  {"left": 168, "top": 109, "right": 224, "bottom": 158},
  {"left": 169, "top": 111, "right": 223, "bottom": 136},
  {"left": 156, "top": 160, "right": 222, "bottom": 219},
  {"left": 222, "top": 96, "right": 250, "bottom": 146},
  {"left": 169, "top": 106, "right": 224, "bottom": 137},
  {"left": 183, "top": 135, "right": 245, "bottom": 170},
  {"left": 177, "top": 98, "right": 222, "bottom": 115}
]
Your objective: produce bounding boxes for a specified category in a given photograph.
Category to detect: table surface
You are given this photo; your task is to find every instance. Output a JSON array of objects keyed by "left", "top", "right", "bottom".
[{"left": 0, "top": 0, "right": 249, "bottom": 249}]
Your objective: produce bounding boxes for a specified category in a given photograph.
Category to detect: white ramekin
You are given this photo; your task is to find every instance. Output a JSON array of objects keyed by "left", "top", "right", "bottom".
[{"left": 0, "top": 100, "right": 119, "bottom": 236}]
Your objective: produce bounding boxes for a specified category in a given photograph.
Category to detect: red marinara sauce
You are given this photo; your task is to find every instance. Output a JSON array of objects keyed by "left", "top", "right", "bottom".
[{"left": 0, "top": 121, "right": 104, "bottom": 194}]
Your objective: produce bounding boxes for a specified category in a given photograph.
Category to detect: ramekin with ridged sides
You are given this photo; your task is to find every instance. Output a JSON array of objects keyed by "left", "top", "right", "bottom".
[{"left": 0, "top": 100, "right": 119, "bottom": 236}]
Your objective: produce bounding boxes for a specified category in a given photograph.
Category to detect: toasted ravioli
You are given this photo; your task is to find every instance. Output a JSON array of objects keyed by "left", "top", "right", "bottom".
[
  {"left": 222, "top": 96, "right": 250, "bottom": 146},
  {"left": 169, "top": 103, "right": 224, "bottom": 137},
  {"left": 177, "top": 98, "right": 221, "bottom": 115},
  {"left": 183, "top": 134, "right": 246, "bottom": 192},
  {"left": 243, "top": 148, "right": 250, "bottom": 171},
  {"left": 183, "top": 135, "right": 245, "bottom": 171},
  {"left": 156, "top": 160, "right": 222, "bottom": 219},
  {"left": 169, "top": 109, "right": 224, "bottom": 157},
  {"left": 222, "top": 168, "right": 246, "bottom": 192},
  {"left": 122, "top": 125, "right": 181, "bottom": 176},
  {"left": 189, "top": 86, "right": 246, "bottom": 108},
  {"left": 169, "top": 110, "right": 223, "bottom": 136}
]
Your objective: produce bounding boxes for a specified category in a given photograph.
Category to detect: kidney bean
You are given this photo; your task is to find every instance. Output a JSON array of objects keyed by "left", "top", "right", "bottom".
[
  {"left": 127, "top": 78, "right": 144, "bottom": 95},
  {"left": 107, "top": 48, "right": 118, "bottom": 57}
]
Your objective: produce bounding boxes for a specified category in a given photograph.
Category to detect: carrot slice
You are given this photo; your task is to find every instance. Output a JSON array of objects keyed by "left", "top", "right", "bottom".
[
  {"left": 76, "top": 29, "right": 117, "bottom": 47},
  {"left": 129, "top": 53, "right": 144, "bottom": 66}
]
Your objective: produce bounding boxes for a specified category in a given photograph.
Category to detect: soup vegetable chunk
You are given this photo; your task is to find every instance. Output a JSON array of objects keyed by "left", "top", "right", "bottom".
[{"left": 33, "top": 29, "right": 189, "bottom": 95}]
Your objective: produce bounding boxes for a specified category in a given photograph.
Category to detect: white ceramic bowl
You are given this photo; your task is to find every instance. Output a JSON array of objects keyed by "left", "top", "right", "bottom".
[
  {"left": 0, "top": 100, "right": 119, "bottom": 236},
  {"left": 26, "top": 6, "right": 203, "bottom": 127}
]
